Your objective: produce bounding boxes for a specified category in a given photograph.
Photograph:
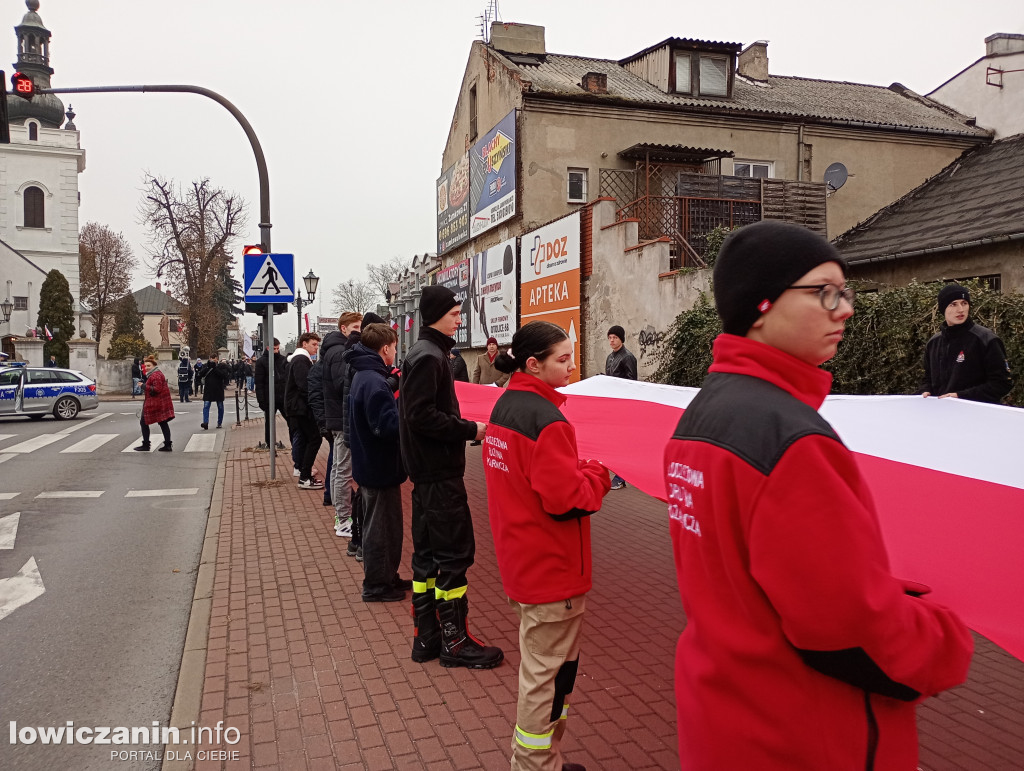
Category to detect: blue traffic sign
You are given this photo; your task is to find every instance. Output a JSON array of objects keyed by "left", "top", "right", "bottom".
[{"left": 244, "top": 253, "right": 295, "bottom": 303}]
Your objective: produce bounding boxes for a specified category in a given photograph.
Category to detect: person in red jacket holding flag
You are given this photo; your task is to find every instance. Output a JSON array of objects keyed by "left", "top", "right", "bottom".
[
  {"left": 665, "top": 221, "right": 973, "bottom": 771},
  {"left": 485, "top": 321, "right": 611, "bottom": 771}
]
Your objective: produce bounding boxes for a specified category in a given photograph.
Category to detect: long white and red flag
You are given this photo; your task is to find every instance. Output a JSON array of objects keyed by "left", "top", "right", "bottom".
[{"left": 456, "top": 377, "right": 1024, "bottom": 662}]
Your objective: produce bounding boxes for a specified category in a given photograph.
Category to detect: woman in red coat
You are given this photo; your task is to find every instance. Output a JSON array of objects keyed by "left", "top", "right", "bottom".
[{"left": 136, "top": 355, "right": 175, "bottom": 451}]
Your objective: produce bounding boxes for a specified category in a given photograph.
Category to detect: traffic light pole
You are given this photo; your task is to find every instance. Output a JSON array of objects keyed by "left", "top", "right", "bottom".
[{"left": 40, "top": 83, "right": 280, "bottom": 477}]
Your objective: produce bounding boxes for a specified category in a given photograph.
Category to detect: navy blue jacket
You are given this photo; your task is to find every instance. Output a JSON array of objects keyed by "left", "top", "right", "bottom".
[{"left": 347, "top": 343, "right": 406, "bottom": 488}]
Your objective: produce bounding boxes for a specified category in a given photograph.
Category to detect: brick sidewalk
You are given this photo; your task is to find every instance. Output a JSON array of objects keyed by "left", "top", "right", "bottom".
[{"left": 182, "top": 417, "right": 1023, "bottom": 771}]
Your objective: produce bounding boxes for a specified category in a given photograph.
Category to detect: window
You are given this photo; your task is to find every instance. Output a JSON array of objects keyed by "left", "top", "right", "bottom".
[
  {"left": 24, "top": 186, "right": 44, "bottom": 228},
  {"left": 699, "top": 56, "right": 729, "bottom": 96},
  {"left": 733, "top": 160, "right": 773, "bottom": 179},
  {"left": 57, "top": 371, "right": 82, "bottom": 382},
  {"left": 469, "top": 84, "right": 478, "bottom": 142},
  {"left": 13, "top": 296, "right": 28, "bottom": 311},
  {"left": 953, "top": 275, "right": 1002, "bottom": 292},
  {"left": 0, "top": 370, "right": 21, "bottom": 386},
  {"left": 28, "top": 122, "right": 38, "bottom": 141},
  {"left": 567, "top": 168, "right": 588, "bottom": 203},
  {"left": 170, "top": 319, "right": 180, "bottom": 333},
  {"left": 674, "top": 53, "right": 692, "bottom": 94},
  {"left": 28, "top": 370, "right": 59, "bottom": 384}
]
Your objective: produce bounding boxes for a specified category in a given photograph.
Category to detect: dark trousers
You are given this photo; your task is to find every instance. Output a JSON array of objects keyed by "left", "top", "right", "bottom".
[
  {"left": 290, "top": 414, "right": 321, "bottom": 479},
  {"left": 324, "top": 440, "right": 334, "bottom": 504},
  {"left": 178, "top": 383, "right": 191, "bottom": 402},
  {"left": 361, "top": 485, "right": 404, "bottom": 595},
  {"left": 290, "top": 419, "right": 305, "bottom": 470},
  {"left": 140, "top": 418, "right": 171, "bottom": 444},
  {"left": 411, "top": 477, "right": 475, "bottom": 597},
  {"left": 262, "top": 405, "right": 285, "bottom": 447}
]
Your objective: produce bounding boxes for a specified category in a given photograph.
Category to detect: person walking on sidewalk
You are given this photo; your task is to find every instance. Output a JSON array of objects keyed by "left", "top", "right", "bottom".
[
  {"left": 347, "top": 323, "right": 411, "bottom": 602},
  {"left": 135, "top": 355, "right": 174, "bottom": 452},
  {"left": 322, "top": 311, "right": 363, "bottom": 538},
  {"left": 285, "top": 332, "right": 324, "bottom": 489},
  {"left": 664, "top": 221, "right": 972, "bottom": 770},
  {"left": 254, "top": 340, "right": 287, "bottom": 450},
  {"left": 131, "top": 357, "right": 143, "bottom": 398},
  {"left": 177, "top": 353, "right": 193, "bottom": 403},
  {"left": 399, "top": 285, "right": 502, "bottom": 670},
  {"left": 485, "top": 321, "right": 610, "bottom": 771},
  {"left": 604, "top": 325, "right": 637, "bottom": 490},
  {"left": 199, "top": 354, "right": 231, "bottom": 430}
]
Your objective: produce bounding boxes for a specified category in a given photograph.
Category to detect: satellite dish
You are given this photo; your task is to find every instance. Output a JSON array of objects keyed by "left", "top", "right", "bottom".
[{"left": 824, "top": 162, "right": 848, "bottom": 191}]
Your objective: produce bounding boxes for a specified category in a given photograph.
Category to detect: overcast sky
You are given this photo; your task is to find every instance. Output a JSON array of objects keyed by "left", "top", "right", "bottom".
[{"left": 20, "top": 0, "right": 1024, "bottom": 334}]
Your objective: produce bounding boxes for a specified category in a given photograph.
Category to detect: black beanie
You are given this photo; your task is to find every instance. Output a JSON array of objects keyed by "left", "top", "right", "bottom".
[
  {"left": 937, "top": 284, "right": 970, "bottom": 315},
  {"left": 607, "top": 325, "right": 625, "bottom": 343},
  {"left": 363, "top": 311, "right": 385, "bottom": 326},
  {"left": 419, "top": 285, "right": 460, "bottom": 326},
  {"left": 713, "top": 221, "right": 847, "bottom": 336}
]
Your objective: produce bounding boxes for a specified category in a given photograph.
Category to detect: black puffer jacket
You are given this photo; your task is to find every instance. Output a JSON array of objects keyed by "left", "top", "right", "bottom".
[
  {"left": 253, "top": 350, "right": 286, "bottom": 411},
  {"left": 398, "top": 326, "right": 477, "bottom": 483},
  {"left": 200, "top": 361, "right": 232, "bottom": 402},
  {"left": 921, "top": 319, "right": 1012, "bottom": 403},
  {"left": 307, "top": 357, "right": 327, "bottom": 431},
  {"left": 321, "top": 329, "right": 359, "bottom": 434},
  {"left": 284, "top": 350, "right": 313, "bottom": 418}
]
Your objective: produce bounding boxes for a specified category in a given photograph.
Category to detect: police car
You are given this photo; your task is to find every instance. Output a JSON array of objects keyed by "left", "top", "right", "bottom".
[{"left": 0, "top": 362, "right": 99, "bottom": 420}]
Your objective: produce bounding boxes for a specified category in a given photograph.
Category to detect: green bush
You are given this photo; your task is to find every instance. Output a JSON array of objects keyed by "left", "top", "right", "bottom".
[
  {"left": 108, "top": 334, "right": 153, "bottom": 361},
  {"left": 655, "top": 279, "right": 1023, "bottom": 406}
]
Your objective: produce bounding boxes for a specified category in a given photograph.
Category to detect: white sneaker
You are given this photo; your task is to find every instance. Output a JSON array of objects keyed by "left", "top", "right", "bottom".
[
  {"left": 335, "top": 519, "right": 353, "bottom": 538},
  {"left": 293, "top": 468, "right": 300, "bottom": 477},
  {"left": 298, "top": 477, "right": 325, "bottom": 490}
]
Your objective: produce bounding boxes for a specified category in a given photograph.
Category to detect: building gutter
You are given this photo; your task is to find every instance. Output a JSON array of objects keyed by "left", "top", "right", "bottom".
[{"left": 846, "top": 232, "right": 1024, "bottom": 265}]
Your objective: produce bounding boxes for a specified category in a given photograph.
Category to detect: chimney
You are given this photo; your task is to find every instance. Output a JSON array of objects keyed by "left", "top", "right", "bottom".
[
  {"left": 737, "top": 40, "right": 769, "bottom": 81},
  {"left": 155, "top": 281, "right": 161, "bottom": 292},
  {"left": 581, "top": 72, "right": 608, "bottom": 94},
  {"left": 489, "top": 22, "right": 545, "bottom": 55},
  {"left": 986, "top": 33, "right": 1024, "bottom": 56}
]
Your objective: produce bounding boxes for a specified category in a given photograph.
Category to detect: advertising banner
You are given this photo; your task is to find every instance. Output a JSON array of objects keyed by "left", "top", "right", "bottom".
[
  {"left": 520, "top": 212, "right": 582, "bottom": 382},
  {"left": 434, "top": 259, "right": 472, "bottom": 347},
  {"left": 436, "top": 153, "right": 471, "bottom": 254},
  {"left": 469, "top": 110, "right": 517, "bottom": 238},
  {"left": 469, "top": 237, "right": 518, "bottom": 346},
  {"left": 316, "top": 316, "right": 338, "bottom": 337}
]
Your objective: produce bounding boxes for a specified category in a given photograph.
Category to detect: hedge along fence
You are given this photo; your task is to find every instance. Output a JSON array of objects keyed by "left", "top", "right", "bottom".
[{"left": 654, "top": 279, "right": 1024, "bottom": 406}]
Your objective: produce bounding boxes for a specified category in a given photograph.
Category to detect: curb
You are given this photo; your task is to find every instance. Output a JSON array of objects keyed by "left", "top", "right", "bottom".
[{"left": 160, "top": 436, "right": 227, "bottom": 770}]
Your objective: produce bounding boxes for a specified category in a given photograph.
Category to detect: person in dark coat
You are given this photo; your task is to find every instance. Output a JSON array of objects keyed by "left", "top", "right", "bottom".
[
  {"left": 131, "top": 357, "right": 143, "bottom": 398},
  {"left": 920, "top": 284, "right": 1012, "bottom": 403},
  {"left": 254, "top": 340, "right": 287, "bottom": 449},
  {"left": 199, "top": 354, "right": 231, "bottom": 429},
  {"left": 399, "top": 285, "right": 501, "bottom": 670},
  {"left": 135, "top": 355, "right": 174, "bottom": 451},
  {"left": 177, "top": 354, "right": 193, "bottom": 403},
  {"left": 449, "top": 347, "right": 469, "bottom": 382},
  {"left": 284, "top": 332, "right": 323, "bottom": 489},
  {"left": 193, "top": 357, "right": 204, "bottom": 396},
  {"left": 307, "top": 351, "right": 333, "bottom": 507},
  {"left": 605, "top": 324, "right": 638, "bottom": 489},
  {"left": 46, "top": 354, "right": 57, "bottom": 367}
]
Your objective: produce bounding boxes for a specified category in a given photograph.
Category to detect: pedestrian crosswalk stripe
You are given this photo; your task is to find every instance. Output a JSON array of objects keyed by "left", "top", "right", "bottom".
[
  {"left": 0, "top": 493, "right": 18, "bottom": 500},
  {"left": 0, "top": 455, "right": 13, "bottom": 465},
  {"left": 0, "top": 434, "right": 15, "bottom": 444},
  {"left": 184, "top": 434, "right": 217, "bottom": 453},
  {"left": 125, "top": 488, "right": 199, "bottom": 498},
  {"left": 35, "top": 491, "right": 104, "bottom": 499},
  {"left": 121, "top": 440, "right": 160, "bottom": 453},
  {"left": 3, "top": 435, "right": 64, "bottom": 453},
  {"left": 0, "top": 512, "right": 20, "bottom": 549},
  {"left": 60, "top": 434, "right": 119, "bottom": 453}
]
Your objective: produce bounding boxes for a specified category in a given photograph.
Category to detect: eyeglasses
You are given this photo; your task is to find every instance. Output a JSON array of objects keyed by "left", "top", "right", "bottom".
[{"left": 786, "top": 283, "right": 856, "bottom": 311}]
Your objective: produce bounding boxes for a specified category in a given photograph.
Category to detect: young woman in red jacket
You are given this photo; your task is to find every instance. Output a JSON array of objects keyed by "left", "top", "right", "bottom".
[{"left": 484, "top": 321, "right": 611, "bottom": 771}]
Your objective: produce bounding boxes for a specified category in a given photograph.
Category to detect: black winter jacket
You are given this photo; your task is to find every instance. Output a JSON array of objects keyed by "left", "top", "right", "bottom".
[
  {"left": 450, "top": 351, "right": 469, "bottom": 382},
  {"left": 177, "top": 358, "right": 193, "bottom": 385},
  {"left": 347, "top": 343, "right": 407, "bottom": 488},
  {"left": 200, "top": 361, "right": 232, "bottom": 402},
  {"left": 321, "top": 330, "right": 358, "bottom": 433},
  {"left": 921, "top": 320, "right": 1012, "bottom": 403},
  {"left": 605, "top": 346, "right": 638, "bottom": 380},
  {"left": 253, "top": 350, "right": 286, "bottom": 411},
  {"left": 284, "top": 350, "right": 313, "bottom": 418},
  {"left": 398, "top": 326, "right": 477, "bottom": 483},
  {"left": 307, "top": 358, "right": 327, "bottom": 431}
]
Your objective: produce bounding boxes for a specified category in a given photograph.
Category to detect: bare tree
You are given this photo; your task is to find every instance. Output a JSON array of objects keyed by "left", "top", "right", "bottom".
[
  {"left": 366, "top": 256, "right": 407, "bottom": 301},
  {"left": 79, "top": 222, "right": 136, "bottom": 341},
  {"left": 139, "top": 176, "right": 247, "bottom": 354},
  {"left": 332, "top": 279, "right": 379, "bottom": 315}
]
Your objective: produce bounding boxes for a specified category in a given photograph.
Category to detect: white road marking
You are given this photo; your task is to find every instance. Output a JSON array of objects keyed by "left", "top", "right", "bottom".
[
  {"left": 2, "top": 435, "right": 64, "bottom": 453},
  {"left": 35, "top": 491, "right": 104, "bottom": 499},
  {"left": 55, "top": 412, "right": 109, "bottom": 435},
  {"left": 125, "top": 488, "right": 199, "bottom": 498},
  {"left": 0, "top": 455, "right": 13, "bottom": 465},
  {"left": 120, "top": 412, "right": 136, "bottom": 415},
  {"left": 184, "top": 434, "right": 217, "bottom": 452},
  {"left": 0, "top": 512, "right": 20, "bottom": 549},
  {"left": 0, "top": 557, "right": 45, "bottom": 622},
  {"left": 0, "top": 492, "right": 19, "bottom": 500},
  {"left": 60, "top": 434, "right": 119, "bottom": 453},
  {"left": 0, "top": 434, "right": 15, "bottom": 444},
  {"left": 121, "top": 440, "right": 160, "bottom": 453}
]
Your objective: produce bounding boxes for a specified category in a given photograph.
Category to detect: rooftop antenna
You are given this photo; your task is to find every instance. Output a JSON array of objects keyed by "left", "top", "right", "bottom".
[{"left": 479, "top": 0, "right": 501, "bottom": 43}]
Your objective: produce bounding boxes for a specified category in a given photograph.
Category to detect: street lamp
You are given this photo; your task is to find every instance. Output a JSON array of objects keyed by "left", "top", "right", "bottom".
[
  {"left": 295, "top": 269, "right": 319, "bottom": 338},
  {"left": 1, "top": 298, "right": 12, "bottom": 325}
]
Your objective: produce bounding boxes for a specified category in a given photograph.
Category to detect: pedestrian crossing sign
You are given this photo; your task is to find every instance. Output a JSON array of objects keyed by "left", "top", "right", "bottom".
[{"left": 244, "top": 253, "right": 295, "bottom": 303}]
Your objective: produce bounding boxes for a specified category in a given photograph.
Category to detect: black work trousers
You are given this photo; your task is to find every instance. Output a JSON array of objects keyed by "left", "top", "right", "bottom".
[
  {"left": 361, "top": 485, "right": 404, "bottom": 595},
  {"left": 410, "top": 476, "right": 475, "bottom": 597},
  {"left": 289, "top": 413, "right": 321, "bottom": 480}
]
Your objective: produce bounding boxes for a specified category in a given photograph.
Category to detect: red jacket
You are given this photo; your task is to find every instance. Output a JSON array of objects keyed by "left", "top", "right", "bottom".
[
  {"left": 141, "top": 368, "right": 175, "bottom": 425},
  {"left": 485, "top": 372, "right": 610, "bottom": 604},
  {"left": 665, "top": 334, "right": 972, "bottom": 771}
]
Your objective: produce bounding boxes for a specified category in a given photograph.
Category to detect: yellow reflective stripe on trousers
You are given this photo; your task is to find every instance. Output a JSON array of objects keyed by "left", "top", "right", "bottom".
[
  {"left": 412, "top": 578, "right": 436, "bottom": 595},
  {"left": 434, "top": 584, "right": 467, "bottom": 601},
  {"left": 560, "top": 702, "right": 569, "bottom": 720},
  {"left": 514, "top": 724, "right": 553, "bottom": 750}
]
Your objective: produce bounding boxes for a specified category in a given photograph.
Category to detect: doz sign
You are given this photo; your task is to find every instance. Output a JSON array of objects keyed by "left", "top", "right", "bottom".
[{"left": 520, "top": 212, "right": 582, "bottom": 382}]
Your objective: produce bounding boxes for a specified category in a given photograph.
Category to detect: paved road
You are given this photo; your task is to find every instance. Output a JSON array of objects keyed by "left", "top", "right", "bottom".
[{"left": 0, "top": 401, "right": 234, "bottom": 771}]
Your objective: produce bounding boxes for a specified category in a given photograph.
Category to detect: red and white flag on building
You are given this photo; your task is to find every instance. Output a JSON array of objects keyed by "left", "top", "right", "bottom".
[
  {"left": 404, "top": 315, "right": 414, "bottom": 332},
  {"left": 390, "top": 318, "right": 399, "bottom": 331},
  {"left": 43, "top": 325, "right": 53, "bottom": 341}
]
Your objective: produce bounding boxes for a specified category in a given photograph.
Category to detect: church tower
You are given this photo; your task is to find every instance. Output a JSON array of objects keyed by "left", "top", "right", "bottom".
[{"left": 0, "top": 0, "right": 86, "bottom": 344}]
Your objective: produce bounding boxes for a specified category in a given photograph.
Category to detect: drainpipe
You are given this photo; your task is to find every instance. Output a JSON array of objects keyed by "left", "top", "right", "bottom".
[{"left": 797, "top": 124, "right": 805, "bottom": 182}]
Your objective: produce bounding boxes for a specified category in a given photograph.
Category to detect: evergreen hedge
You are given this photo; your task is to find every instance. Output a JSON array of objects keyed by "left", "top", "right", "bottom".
[{"left": 654, "top": 279, "right": 1023, "bottom": 406}]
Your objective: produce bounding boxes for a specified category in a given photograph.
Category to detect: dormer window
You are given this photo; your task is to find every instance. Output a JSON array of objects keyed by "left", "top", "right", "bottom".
[
  {"left": 28, "top": 121, "right": 38, "bottom": 141},
  {"left": 674, "top": 52, "right": 731, "bottom": 97}
]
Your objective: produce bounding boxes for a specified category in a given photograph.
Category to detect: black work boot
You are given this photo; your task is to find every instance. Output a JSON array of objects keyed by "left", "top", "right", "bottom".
[
  {"left": 133, "top": 441, "right": 151, "bottom": 452},
  {"left": 411, "top": 592, "right": 441, "bottom": 663},
  {"left": 158, "top": 441, "right": 173, "bottom": 452},
  {"left": 437, "top": 596, "right": 504, "bottom": 669}
]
